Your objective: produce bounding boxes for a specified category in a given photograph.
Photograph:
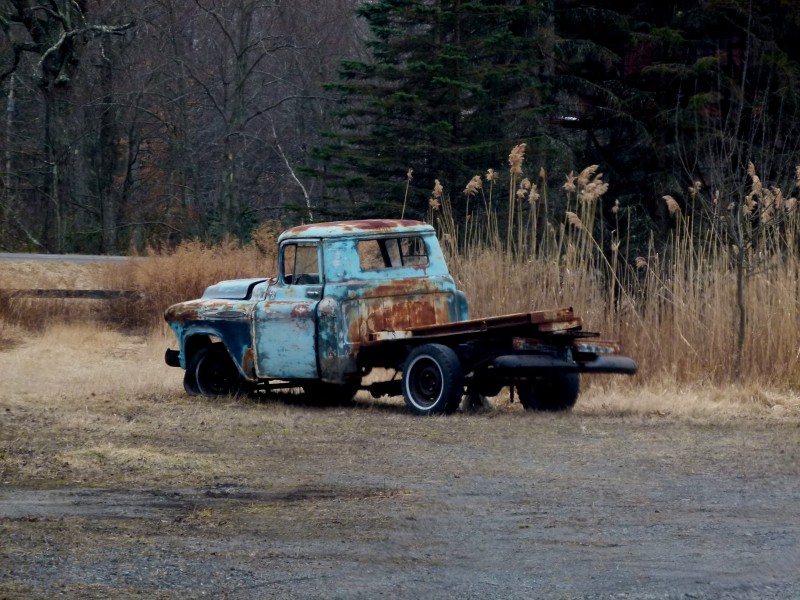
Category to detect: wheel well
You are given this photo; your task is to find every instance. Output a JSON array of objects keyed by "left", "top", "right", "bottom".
[{"left": 184, "top": 335, "right": 213, "bottom": 364}]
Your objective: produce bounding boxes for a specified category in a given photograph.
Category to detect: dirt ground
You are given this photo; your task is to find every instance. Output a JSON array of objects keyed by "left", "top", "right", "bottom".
[{"left": 1, "top": 327, "right": 799, "bottom": 599}]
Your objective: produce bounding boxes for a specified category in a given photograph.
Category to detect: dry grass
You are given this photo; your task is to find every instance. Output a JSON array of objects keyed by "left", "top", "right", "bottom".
[
  {"left": 0, "top": 238, "right": 277, "bottom": 334},
  {"left": 0, "top": 260, "right": 108, "bottom": 289},
  {"left": 0, "top": 262, "right": 109, "bottom": 332},
  {"left": 433, "top": 150, "right": 800, "bottom": 387},
  {"left": 3, "top": 214, "right": 800, "bottom": 599},
  {"left": 0, "top": 322, "right": 797, "bottom": 488},
  {"left": 101, "top": 238, "right": 276, "bottom": 331},
  {"left": 0, "top": 322, "right": 260, "bottom": 486},
  {"left": 0, "top": 324, "right": 797, "bottom": 435}
]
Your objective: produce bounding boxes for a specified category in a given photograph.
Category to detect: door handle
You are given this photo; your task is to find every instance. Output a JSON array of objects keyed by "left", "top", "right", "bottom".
[{"left": 306, "top": 288, "right": 321, "bottom": 299}]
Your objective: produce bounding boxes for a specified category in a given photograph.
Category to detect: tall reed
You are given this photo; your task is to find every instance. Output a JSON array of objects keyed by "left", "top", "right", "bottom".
[{"left": 428, "top": 147, "right": 800, "bottom": 386}]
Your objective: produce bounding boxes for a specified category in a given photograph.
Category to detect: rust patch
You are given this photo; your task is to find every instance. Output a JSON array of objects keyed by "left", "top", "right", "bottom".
[
  {"left": 165, "top": 301, "right": 201, "bottom": 322},
  {"left": 286, "top": 219, "right": 424, "bottom": 236},
  {"left": 347, "top": 297, "right": 448, "bottom": 343},
  {"left": 241, "top": 347, "right": 256, "bottom": 379},
  {"left": 537, "top": 319, "right": 582, "bottom": 333},
  {"left": 165, "top": 299, "right": 247, "bottom": 322},
  {"left": 361, "top": 307, "right": 587, "bottom": 344},
  {"left": 366, "top": 278, "right": 439, "bottom": 298},
  {"left": 290, "top": 304, "right": 312, "bottom": 318}
]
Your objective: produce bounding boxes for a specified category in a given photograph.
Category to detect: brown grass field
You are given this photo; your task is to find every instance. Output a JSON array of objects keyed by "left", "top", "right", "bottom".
[{"left": 1, "top": 256, "right": 800, "bottom": 598}]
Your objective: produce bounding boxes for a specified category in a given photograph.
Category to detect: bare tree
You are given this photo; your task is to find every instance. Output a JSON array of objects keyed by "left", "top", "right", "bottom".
[
  {"left": 0, "top": 0, "right": 131, "bottom": 251},
  {"left": 675, "top": 3, "right": 800, "bottom": 379},
  {"left": 0, "top": 0, "right": 364, "bottom": 251}
]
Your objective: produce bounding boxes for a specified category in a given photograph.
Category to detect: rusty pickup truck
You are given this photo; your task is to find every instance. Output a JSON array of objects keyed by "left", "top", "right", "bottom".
[{"left": 164, "top": 219, "right": 636, "bottom": 415}]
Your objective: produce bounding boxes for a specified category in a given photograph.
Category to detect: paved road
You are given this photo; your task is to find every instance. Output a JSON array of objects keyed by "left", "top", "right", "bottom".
[{"left": 0, "top": 252, "right": 133, "bottom": 263}]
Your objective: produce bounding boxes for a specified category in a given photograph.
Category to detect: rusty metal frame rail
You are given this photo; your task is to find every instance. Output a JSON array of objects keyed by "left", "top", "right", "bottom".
[
  {"left": 1, "top": 289, "right": 143, "bottom": 300},
  {"left": 365, "top": 307, "right": 587, "bottom": 345}
]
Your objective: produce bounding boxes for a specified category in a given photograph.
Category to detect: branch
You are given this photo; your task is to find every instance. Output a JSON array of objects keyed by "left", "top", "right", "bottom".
[
  {"left": 243, "top": 94, "right": 323, "bottom": 128},
  {"left": 271, "top": 121, "right": 313, "bottom": 222},
  {"left": 38, "top": 22, "right": 134, "bottom": 71},
  {"left": 180, "top": 59, "right": 227, "bottom": 121}
]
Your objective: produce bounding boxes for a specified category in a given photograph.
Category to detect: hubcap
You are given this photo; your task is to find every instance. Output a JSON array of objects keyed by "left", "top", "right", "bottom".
[
  {"left": 197, "top": 352, "right": 238, "bottom": 396},
  {"left": 409, "top": 357, "right": 442, "bottom": 408}
]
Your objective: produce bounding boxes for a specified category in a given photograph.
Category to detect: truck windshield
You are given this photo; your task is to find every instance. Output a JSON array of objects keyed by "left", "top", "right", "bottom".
[
  {"left": 282, "top": 242, "right": 320, "bottom": 285},
  {"left": 358, "top": 236, "right": 428, "bottom": 270}
]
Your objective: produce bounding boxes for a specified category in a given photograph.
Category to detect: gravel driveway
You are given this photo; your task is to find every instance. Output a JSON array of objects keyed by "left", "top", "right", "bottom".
[{"left": 2, "top": 402, "right": 798, "bottom": 600}]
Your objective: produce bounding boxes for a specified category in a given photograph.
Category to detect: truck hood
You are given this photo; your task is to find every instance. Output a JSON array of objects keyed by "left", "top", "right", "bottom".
[{"left": 201, "top": 278, "right": 268, "bottom": 300}]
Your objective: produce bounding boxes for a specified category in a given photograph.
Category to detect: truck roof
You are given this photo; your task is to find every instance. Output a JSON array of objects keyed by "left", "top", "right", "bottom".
[{"left": 279, "top": 219, "right": 434, "bottom": 241}]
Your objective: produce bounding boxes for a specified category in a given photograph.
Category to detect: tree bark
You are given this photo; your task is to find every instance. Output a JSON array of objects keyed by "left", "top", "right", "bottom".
[
  {"left": 42, "top": 81, "right": 71, "bottom": 253},
  {"left": 97, "top": 45, "right": 118, "bottom": 254},
  {"left": 1, "top": 72, "right": 14, "bottom": 246}
]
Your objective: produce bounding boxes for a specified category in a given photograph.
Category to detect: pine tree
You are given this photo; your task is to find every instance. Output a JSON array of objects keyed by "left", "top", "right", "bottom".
[
  {"left": 548, "top": 0, "right": 800, "bottom": 230},
  {"left": 314, "top": 0, "right": 546, "bottom": 220}
]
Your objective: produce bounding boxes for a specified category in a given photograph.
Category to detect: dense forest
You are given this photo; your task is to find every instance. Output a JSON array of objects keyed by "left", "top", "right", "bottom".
[{"left": 2, "top": 0, "right": 800, "bottom": 254}]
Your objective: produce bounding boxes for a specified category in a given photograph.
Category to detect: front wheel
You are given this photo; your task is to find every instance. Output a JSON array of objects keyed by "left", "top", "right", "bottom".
[
  {"left": 518, "top": 372, "right": 580, "bottom": 412},
  {"left": 402, "top": 344, "right": 464, "bottom": 416},
  {"left": 189, "top": 344, "right": 243, "bottom": 397}
]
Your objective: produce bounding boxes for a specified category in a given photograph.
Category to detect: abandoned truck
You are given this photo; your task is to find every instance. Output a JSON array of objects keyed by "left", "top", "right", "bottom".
[{"left": 164, "top": 219, "right": 636, "bottom": 415}]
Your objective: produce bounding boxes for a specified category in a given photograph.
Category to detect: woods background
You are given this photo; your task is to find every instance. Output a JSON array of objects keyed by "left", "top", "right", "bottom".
[{"left": 2, "top": 0, "right": 800, "bottom": 256}]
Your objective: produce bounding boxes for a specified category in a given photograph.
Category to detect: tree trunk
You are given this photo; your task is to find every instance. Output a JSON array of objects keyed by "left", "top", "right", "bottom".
[
  {"left": 42, "top": 82, "right": 71, "bottom": 253},
  {"left": 220, "top": 137, "right": 241, "bottom": 236},
  {"left": 166, "top": 0, "right": 198, "bottom": 228},
  {"left": 1, "top": 73, "right": 14, "bottom": 247},
  {"left": 98, "top": 49, "right": 118, "bottom": 254}
]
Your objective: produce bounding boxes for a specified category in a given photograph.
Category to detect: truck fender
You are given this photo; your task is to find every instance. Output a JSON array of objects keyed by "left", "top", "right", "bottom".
[{"left": 180, "top": 328, "right": 257, "bottom": 382}]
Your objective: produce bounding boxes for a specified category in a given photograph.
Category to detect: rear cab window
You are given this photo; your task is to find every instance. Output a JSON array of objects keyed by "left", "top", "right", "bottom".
[{"left": 357, "top": 236, "right": 429, "bottom": 271}]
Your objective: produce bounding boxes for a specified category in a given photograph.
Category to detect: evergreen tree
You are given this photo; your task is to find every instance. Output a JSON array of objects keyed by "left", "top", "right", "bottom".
[
  {"left": 314, "top": 0, "right": 547, "bottom": 220},
  {"left": 548, "top": 1, "right": 800, "bottom": 238}
]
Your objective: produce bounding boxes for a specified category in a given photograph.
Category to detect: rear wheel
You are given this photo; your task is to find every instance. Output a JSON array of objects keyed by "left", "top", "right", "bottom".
[
  {"left": 402, "top": 344, "right": 464, "bottom": 416},
  {"left": 189, "top": 344, "right": 243, "bottom": 397},
  {"left": 518, "top": 372, "right": 580, "bottom": 412}
]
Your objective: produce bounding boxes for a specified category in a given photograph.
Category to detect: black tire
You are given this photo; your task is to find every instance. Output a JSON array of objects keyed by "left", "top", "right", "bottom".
[
  {"left": 183, "top": 366, "right": 200, "bottom": 396},
  {"left": 402, "top": 344, "right": 464, "bottom": 416},
  {"left": 518, "top": 372, "right": 580, "bottom": 412},
  {"left": 189, "top": 344, "right": 243, "bottom": 397},
  {"left": 302, "top": 381, "right": 359, "bottom": 406}
]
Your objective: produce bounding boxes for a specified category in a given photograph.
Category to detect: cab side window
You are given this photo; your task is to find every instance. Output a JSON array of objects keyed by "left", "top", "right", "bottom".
[{"left": 282, "top": 242, "right": 320, "bottom": 285}]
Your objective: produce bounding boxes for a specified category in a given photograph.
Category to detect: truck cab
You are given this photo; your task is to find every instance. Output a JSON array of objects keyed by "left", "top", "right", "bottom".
[{"left": 252, "top": 219, "right": 467, "bottom": 381}]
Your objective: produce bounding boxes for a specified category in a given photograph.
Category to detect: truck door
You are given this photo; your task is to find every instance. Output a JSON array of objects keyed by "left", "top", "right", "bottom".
[{"left": 253, "top": 240, "right": 321, "bottom": 379}]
